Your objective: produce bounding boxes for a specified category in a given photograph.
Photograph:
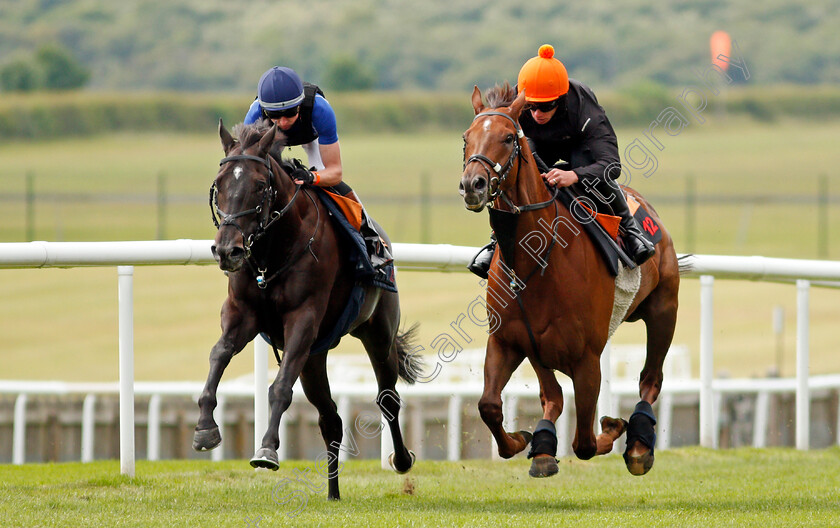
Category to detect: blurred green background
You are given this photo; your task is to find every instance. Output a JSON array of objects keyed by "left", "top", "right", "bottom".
[{"left": 0, "top": 0, "right": 838, "bottom": 383}]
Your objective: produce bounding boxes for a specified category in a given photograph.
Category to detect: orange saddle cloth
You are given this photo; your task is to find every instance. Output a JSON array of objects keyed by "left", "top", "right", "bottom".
[
  {"left": 323, "top": 188, "right": 364, "bottom": 231},
  {"left": 578, "top": 193, "right": 646, "bottom": 241}
]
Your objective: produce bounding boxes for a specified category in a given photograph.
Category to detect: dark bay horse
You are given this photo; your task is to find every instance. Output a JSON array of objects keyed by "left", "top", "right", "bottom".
[
  {"left": 193, "top": 120, "right": 420, "bottom": 500},
  {"left": 459, "top": 86, "right": 680, "bottom": 477}
]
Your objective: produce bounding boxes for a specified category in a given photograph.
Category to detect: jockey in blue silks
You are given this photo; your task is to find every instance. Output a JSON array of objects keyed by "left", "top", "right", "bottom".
[{"left": 245, "top": 66, "right": 393, "bottom": 271}]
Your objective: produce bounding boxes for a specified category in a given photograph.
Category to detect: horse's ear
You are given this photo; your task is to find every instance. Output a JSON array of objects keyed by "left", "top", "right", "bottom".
[
  {"left": 471, "top": 85, "right": 485, "bottom": 115},
  {"left": 509, "top": 90, "right": 527, "bottom": 120},
  {"left": 257, "top": 124, "right": 280, "bottom": 155},
  {"left": 219, "top": 119, "right": 235, "bottom": 154}
]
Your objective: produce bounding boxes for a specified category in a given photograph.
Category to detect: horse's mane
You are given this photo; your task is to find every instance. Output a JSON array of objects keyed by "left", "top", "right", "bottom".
[
  {"left": 230, "top": 120, "right": 287, "bottom": 162},
  {"left": 484, "top": 81, "right": 517, "bottom": 109}
]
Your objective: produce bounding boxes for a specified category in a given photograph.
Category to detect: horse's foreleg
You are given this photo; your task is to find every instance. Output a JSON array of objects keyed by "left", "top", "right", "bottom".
[
  {"left": 251, "top": 316, "right": 317, "bottom": 470},
  {"left": 479, "top": 340, "right": 528, "bottom": 459},
  {"left": 194, "top": 306, "right": 255, "bottom": 452},
  {"left": 250, "top": 348, "right": 311, "bottom": 470},
  {"left": 528, "top": 366, "right": 564, "bottom": 478}
]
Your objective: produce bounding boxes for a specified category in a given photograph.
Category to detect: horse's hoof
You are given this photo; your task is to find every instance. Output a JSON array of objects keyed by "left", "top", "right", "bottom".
[
  {"left": 388, "top": 450, "right": 416, "bottom": 474},
  {"left": 599, "top": 416, "right": 628, "bottom": 436},
  {"left": 529, "top": 455, "right": 559, "bottom": 478},
  {"left": 625, "top": 445, "right": 654, "bottom": 476},
  {"left": 250, "top": 448, "right": 280, "bottom": 471},
  {"left": 192, "top": 426, "right": 222, "bottom": 452},
  {"left": 624, "top": 401, "right": 657, "bottom": 476}
]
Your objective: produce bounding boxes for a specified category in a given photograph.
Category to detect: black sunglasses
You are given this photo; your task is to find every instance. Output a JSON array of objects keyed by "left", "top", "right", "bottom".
[
  {"left": 525, "top": 99, "right": 561, "bottom": 113},
  {"left": 265, "top": 106, "right": 300, "bottom": 119}
]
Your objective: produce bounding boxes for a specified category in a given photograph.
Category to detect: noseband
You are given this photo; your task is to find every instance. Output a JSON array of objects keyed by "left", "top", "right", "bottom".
[{"left": 464, "top": 111, "right": 558, "bottom": 213}]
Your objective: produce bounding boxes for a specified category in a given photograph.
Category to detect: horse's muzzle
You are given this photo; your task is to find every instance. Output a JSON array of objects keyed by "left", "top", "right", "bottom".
[
  {"left": 459, "top": 173, "right": 488, "bottom": 212},
  {"left": 211, "top": 243, "right": 246, "bottom": 272}
]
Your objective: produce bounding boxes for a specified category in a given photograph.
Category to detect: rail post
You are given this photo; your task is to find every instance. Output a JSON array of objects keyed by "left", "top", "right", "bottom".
[
  {"left": 118, "top": 266, "right": 136, "bottom": 476},
  {"left": 13, "top": 394, "right": 27, "bottom": 464},
  {"left": 699, "top": 275, "right": 717, "bottom": 448},
  {"left": 796, "top": 279, "right": 810, "bottom": 450},
  {"left": 81, "top": 394, "right": 96, "bottom": 462}
]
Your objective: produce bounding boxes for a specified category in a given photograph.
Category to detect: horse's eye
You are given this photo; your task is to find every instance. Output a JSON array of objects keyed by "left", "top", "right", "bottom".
[{"left": 504, "top": 134, "right": 514, "bottom": 144}]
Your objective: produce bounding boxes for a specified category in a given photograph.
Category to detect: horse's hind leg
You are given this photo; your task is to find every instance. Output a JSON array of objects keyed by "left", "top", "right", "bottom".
[
  {"left": 625, "top": 272, "right": 679, "bottom": 475},
  {"left": 569, "top": 350, "right": 627, "bottom": 460},
  {"left": 299, "top": 353, "right": 342, "bottom": 500},
  {"left": 354, "top": 292, "right": 415, "bottom": 473},
  {"left": 479, "top": 339, "right": 530, "bottom": 459}
]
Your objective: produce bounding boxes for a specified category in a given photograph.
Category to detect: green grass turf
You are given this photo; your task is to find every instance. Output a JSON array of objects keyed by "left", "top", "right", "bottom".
[
  {"left": 0, "top": 118, "right": 839, "bottom": 381},
  {"left": 2, "top": 449, "right": 839, "bottom": 527}
]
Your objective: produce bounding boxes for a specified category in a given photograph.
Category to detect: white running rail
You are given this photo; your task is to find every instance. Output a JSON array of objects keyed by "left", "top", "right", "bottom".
[{"left": 1, "top": 240, "right": 839, "bottom": 475}]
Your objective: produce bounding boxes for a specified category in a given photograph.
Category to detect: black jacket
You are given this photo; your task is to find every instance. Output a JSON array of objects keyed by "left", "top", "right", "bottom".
[{"left": 519, "top": 79, "right": 620, "bottom": 182}]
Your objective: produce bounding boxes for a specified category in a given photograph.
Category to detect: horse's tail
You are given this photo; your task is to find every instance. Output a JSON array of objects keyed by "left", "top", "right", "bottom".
[
  {"left": 395, "top": 322, "right": 423, "bottom": 385},
  {"left": 677, "top": 254, "right": 694, "bottom": 275}
]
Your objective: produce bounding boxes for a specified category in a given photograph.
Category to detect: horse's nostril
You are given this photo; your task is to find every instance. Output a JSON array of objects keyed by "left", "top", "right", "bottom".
[
  {"left": 474, "top": 177, "right": 487, "bottom": 191},
  {"left": 210, "top": 245, "right": 218, "bottom": 257},
  {"left": 229, "top": 247, "right": 245, "bottom": 260},
  {"left": 458, "top": 181, "right": 466, "bottom": 195}
]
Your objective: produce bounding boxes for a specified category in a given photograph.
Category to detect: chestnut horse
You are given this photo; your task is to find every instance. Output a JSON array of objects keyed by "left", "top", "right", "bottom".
[
  {"left": 459, "top": 86, "right": 680, "bottom": 477},
  {"left": 193, "top": 120, "right": 420, "bottom": 500}
]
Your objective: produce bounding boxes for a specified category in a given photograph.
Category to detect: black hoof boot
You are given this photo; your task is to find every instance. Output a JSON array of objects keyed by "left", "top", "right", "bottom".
[
  {"left": 527, "top": 419, "right": 559, "bottom": 478},
  {"left": 624, "top": 401, "right": 657, "bottom": 476}
]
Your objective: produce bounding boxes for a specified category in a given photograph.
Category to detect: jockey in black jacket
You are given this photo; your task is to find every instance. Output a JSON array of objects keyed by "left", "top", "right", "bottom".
[{"left": 469, "top": 45, "right": 655, "bottom": 278}]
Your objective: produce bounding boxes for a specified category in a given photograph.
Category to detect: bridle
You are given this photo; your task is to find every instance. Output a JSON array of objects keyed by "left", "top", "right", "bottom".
[
  {"left": 210, "top": 153, "right": 313, "bottom": 288},
  {"left": 464, "top": 110, "right": 558, "bottom": 214}
]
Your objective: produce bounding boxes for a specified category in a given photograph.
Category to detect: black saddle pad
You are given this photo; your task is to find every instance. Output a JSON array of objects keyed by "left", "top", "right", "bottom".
[{"left": 313, "top": 187, "right": 397, "bottom": 293}]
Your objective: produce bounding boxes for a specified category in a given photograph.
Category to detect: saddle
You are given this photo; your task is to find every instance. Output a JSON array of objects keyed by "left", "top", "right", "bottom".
[
  {"left": 313, "top": 187, "right": 397, "bottom": 293},
  {"left": 558, "top": 186, "right": 662, "bottom": 276}
]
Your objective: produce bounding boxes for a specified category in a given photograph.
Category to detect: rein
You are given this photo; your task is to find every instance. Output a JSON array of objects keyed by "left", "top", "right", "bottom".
[{"left": 210, "top": 153, "right": 317, "bottom": 289}]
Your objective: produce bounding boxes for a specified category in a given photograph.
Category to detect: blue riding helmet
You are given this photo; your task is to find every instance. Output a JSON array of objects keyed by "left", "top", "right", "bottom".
[{"left": 257, "top": 67, "right": 304, "bottom": 111}]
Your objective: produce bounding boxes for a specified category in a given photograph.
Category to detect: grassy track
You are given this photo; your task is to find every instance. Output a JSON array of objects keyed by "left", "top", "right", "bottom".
[
  {"left": 0, "top": 118, "right": 839, "bottom": 381},
  {"left": 2, "top": 448, "right": 839, "bottom": 527}
]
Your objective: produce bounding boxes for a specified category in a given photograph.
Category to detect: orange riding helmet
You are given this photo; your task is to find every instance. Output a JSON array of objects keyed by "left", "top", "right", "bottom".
[{"left": 517, "top": 44, "right": 569, "bottom": 102}]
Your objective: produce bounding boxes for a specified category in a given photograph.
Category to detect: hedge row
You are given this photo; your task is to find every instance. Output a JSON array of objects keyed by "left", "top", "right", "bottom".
[{"left": 1, "top": 86, "right": 839, "bottom": 141}]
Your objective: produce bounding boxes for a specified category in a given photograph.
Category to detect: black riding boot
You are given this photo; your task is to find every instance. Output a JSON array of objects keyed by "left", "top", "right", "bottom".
[
  {"left": 594, "top": 179, "right": 655, "bottom": 265},
  {"left": 468, "top": 236, "right": 496, "bottom": 279},
  {"left": 360, "top": 211, "right": 393, "bottom": 270}
]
